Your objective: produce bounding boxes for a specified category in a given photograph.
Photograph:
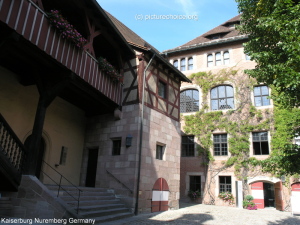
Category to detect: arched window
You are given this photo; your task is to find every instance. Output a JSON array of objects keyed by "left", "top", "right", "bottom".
[
  {"left": 181, "top": 58, "right": 186, "bottom": 71},
  {"left": 188, "top": 57, "right": 193, "bottom": 70},
  {"left": 215, "top": 52, "right": 221, "bottom": 66},
  {"left": 180, "top": 89, "right": 199, "bottom": 113},
  {"left": 223, "top": 51, "right": 230, "bottom": 65},
  {"left": 207, "top": 54, "right": 213, "bottom": 67},
  {"left": 211, "top": 85, "right": 234, "bottom": 110},
  {"left": 173, "top": 60, "right": 178, "bottom": 69}
]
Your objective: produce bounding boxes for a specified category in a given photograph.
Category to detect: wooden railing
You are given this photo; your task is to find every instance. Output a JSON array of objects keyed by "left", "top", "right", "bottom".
[
  {"left": 0, "top": 0, "right": 123, "bottom": 105},
  {"left": 0, "top": 113, "right": 27, "bottom": 190}
]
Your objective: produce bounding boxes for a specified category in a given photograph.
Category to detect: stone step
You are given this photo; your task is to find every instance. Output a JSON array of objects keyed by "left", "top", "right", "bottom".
[
  {"left": 46, "top": 185, "right": 110, "bottom": 193},
  {"left": 78, "top": 203, "right": 125, "bottom": 212},
  {"left": 61, "top": 195, "right": 115, "bottom": 202},
  {"left": 66, "top": 199, "right": 121, "bottom": 207},
  {"left": 45, "top": 185, "right": 133, "bottom": 223},
  {"left": 80, "top": 207, "right": 130, "bottom": 218}
]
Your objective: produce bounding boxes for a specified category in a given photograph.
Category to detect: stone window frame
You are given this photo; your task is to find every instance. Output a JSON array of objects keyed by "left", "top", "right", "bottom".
[
  {"left": 185, "top": 172, "right": 205, "bottom": 196},
  {"left": 252, "top": 131, "right": 270, "bottom": 155},
  {"left": 170, "top": 56, "right": 195, "bottom": 71},
  {"left": 213, "top": 133, "right": 228, "bottom": 156},
  {"left": 180, "top": 89, "right": 199, "bottom": 113},
  {"left": 180, "top": 84, "right": 202, "bottom": 114},
  {"left": 210, "top": 85, "right": 235, "bottom": 111},
  {"left": 206, "top": 50, "right": 231, "bottom": 67},
  {"left": 156, "top": 143, "right": 166, "bottom": 160},
  {"left": 219, "top": 176, "right": 232, "bottom": 193}
]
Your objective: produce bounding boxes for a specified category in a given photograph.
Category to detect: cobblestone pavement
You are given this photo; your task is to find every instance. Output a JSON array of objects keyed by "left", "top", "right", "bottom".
[{"left": 105, "top": 203, "right": 300, "bottom": 225}]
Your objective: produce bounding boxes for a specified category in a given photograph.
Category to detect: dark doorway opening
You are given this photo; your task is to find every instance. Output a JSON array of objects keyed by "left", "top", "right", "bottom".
[
  {"left": 85, "top": 148, "right": 99, "bottom": 187},
  {"left": 264, "top": 182, "right": 275, "bottom": 207},
  {"left": 24, "top": 135, "right": 46, "bottom": 179}
]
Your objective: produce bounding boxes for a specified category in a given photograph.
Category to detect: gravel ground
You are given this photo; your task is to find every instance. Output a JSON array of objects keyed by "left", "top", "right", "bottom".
[{"left": 105, "top": 202, "right": 300, "bottom": 225}]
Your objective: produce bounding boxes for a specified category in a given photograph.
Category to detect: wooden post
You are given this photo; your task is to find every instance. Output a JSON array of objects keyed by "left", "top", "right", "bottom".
[{"left": 23, "top": 72, "right": 73, "bottom": 175}]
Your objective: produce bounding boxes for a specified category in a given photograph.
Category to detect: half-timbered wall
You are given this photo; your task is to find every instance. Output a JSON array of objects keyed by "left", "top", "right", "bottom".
[{"left": 143, "top": 61, "right": 181, "bottom": 121}]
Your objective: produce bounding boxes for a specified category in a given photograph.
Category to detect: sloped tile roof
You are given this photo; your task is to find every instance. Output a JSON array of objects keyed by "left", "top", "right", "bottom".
[
  {"left": 163, "top": 14, "right": 247, "bottom": 54},
  {"left": 105, "top": 11, "right": 191, "bottom": 82}
]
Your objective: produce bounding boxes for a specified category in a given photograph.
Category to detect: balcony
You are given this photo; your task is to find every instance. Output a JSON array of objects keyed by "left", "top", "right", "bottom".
[{"left": 0, "top": 0, "right": 127, "bottom": 110}]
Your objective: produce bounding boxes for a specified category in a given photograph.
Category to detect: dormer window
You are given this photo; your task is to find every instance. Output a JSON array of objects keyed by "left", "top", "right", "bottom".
[
  {"left": 181, "top": 58, "right": 186, "bottom": 71},
  {"left": 173, "top": 60, "right": 178, "bottom": 69}
]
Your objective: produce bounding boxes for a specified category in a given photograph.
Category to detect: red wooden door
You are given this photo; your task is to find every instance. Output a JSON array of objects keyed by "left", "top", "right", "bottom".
[
  {"left": 151, "top": 178, "right": 169, "bottom": 212},
  {"left": 251, "top": 182, "right": 264, "bottom": 209},
  {"left": 274, "top": 181, "right": 283, "bottom": 211}
]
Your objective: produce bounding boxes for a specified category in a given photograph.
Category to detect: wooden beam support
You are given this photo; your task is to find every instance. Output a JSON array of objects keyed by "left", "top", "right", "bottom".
[{"left": 24, "top": 72, "right": 74, "bottom": 175}]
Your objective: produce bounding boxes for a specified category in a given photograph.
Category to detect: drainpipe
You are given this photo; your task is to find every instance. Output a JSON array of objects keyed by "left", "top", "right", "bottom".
[{"left": 135, "top": 54, "right": 155, "bottom": 215}]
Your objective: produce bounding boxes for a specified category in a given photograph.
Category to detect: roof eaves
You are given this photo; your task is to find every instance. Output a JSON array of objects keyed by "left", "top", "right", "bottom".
[
  {"left": 89, "top": 0, "right": 135, "bottom": 57},
  {"left": 162, "top": 35, "right": 248, "bottom": 54},
  {"left": 149, "top": 49, "right": 191, "bottom": 83}
]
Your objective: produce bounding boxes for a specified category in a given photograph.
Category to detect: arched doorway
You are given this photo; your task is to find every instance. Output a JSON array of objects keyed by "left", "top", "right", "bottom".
[
  {"left": 24, "top": 135, "right": 46, "bottom": 179},
  {"left": 151, "top": 178, "right": 169, "bottom": 212}
]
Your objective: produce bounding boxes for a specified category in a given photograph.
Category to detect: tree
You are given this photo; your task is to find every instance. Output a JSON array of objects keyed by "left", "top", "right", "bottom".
[
  {"left": 236, "top": 0, "right": 300, "bottom": 108},
  {"left": 236, "top": 0, "right": 300, "bottom": 176}
]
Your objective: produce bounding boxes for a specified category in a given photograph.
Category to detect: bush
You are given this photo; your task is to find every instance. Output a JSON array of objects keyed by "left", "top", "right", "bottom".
[
  {"left": 245, "top": 195, "right": 254, "bottom": 201},
  {"left": 243, "top": 195, "right": 257, "bottom": 210}
]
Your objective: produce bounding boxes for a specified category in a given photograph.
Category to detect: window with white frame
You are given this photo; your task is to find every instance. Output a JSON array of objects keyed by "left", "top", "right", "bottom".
[
  {"left": 173, "top": 60, "right": 178, "bottom": 69},
  {"left": 180, "top": 89, "right": 199, "bottom": 113},
  {"left": 213, "top": 134, "right": 228, "bottom": 156},
  {"left": 181, "top": 136, "right": 195, "bottom": 157},
  {"left": 211, "top": 85, "right": 234, "bottom": 110},
  {"left": 252, "top": 132, "right": 269, "bottom": 155},
  {"left": 181, "top": 58, "right": 186, "bottom": 71},
  {"left": 207, "top": 54, "right": 213, "bottom": 67},
  {"left": 188, "top": 57, "right": 193, "bottom": 70},
  {"left": 215, "top": 52, "right": 222, "bottom": 66},
  {"left": 219, "top": 176, "right": 232, "bottom": 193},
  {"left": 254, "top": 86, "right": 270, "bottom": 106},
  {"left": 223, "top": 51, "right": 230, "bottom": 65}
]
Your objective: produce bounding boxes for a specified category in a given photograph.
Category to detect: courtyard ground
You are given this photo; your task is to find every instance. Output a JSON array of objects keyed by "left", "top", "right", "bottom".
[{"left": 105, "top": 202, "right": 300, "bottom": 225}]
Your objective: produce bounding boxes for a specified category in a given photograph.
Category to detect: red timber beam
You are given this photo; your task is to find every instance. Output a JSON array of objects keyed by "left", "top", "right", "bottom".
[{"left": 0, "top": 0, "right": 123, "bottom": 105}]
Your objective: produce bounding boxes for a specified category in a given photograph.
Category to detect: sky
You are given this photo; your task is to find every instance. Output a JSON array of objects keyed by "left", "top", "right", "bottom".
[{"left": 97, "top": 0, "right": 239, "bottom": 52}]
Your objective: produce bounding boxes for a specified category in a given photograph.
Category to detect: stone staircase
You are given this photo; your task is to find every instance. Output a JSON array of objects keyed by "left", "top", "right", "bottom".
[{"left": 46, "top": 185, "right": 133, "bottom": 224}]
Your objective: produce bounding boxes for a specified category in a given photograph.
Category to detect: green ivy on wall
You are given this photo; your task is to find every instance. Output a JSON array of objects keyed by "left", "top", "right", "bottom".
[{"left": 182, "top": 68, "right": 273, "bottom": 203}]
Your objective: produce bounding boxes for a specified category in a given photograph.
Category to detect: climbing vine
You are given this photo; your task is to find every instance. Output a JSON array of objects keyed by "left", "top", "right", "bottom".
[{"left": 182, "top": 67, "right": 274, "bottom": 204}]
